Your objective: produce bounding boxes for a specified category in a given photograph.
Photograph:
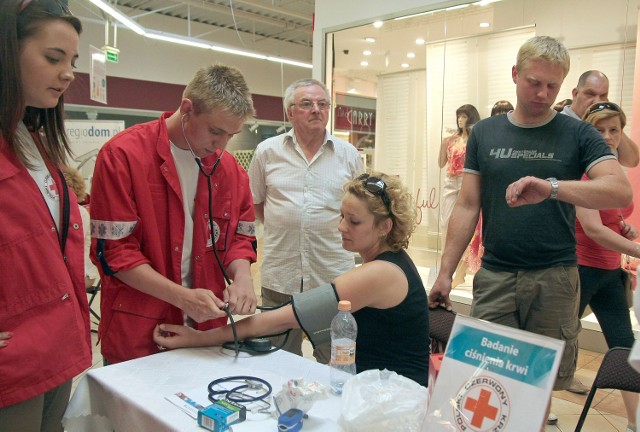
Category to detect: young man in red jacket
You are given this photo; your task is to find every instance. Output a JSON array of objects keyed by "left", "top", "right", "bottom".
[{"left": 90, "top": 65, "right": 258, "bottom": 364}]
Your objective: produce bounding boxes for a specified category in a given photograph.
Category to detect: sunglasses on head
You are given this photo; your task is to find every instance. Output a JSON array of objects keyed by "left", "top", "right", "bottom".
[
  {"left": 586, "top": 102, "right": 621, "bottom": 117},
  {"left": 357, "top": 173, "right": 393, "bottom": 216},
  {"left": 18, "top": 0, "right": 71, "bottom": 16}
]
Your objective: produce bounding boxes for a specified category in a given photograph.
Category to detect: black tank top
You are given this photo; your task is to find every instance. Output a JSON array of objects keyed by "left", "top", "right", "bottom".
[{"left": 352, "top": 250, "right": 430, "bottom": 385}]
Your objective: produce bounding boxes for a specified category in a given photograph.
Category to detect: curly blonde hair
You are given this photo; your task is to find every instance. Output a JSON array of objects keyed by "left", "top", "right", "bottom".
[
  {"left": 344, "top": 172, "right": 416, "bottom": 251},
  {"left": 62, "top": 166, "right": 86, "bottom": 202}
]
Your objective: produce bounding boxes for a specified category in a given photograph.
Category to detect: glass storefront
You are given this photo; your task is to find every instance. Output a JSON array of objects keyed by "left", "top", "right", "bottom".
[{"left": 327, "top": 0, "right": 639, "bottom": 291}]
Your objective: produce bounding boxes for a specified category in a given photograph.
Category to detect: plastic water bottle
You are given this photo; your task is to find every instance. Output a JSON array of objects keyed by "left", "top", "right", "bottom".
[{"left": 330, "top": 300, "right": 358, "bottom": 395}]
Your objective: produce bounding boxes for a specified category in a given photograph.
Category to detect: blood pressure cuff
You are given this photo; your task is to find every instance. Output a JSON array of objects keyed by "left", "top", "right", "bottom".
[{"left": 291, "top": 283, "right": 339, "bottom": 348}]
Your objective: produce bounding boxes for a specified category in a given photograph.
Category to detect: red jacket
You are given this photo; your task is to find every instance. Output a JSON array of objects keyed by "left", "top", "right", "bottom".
[
  {"left": 0, "top": 139, "right": 92, "bottom": 408},
  {"left": 90, "top": 113, "right": 256, "bottom": 363}
]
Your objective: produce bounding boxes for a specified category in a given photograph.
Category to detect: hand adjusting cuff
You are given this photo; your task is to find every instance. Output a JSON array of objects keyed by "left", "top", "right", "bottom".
[{"left": 545, "top": 177, "right": 559, "bottom": 200}]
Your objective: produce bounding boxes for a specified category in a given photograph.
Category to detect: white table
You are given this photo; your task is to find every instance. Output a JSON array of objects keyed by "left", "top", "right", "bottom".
[{"left": 63, "top": 347, "right": 344, "bottom": 431}]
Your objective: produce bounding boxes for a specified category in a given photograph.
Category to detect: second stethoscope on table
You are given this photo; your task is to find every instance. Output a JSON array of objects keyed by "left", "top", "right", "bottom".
[{"left": 180, "top": 114, "right": 291, "bottom": 356}]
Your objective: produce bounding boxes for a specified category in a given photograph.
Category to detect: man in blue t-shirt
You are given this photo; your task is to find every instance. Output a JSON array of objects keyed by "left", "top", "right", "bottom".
[{"left": 428, "top": 35, "right": 632, "bottom": 424}]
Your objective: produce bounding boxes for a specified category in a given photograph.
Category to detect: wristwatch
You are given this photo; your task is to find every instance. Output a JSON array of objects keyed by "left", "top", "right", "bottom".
[{"left": 545, "top": 177, "right": 559, "bottom": 200}]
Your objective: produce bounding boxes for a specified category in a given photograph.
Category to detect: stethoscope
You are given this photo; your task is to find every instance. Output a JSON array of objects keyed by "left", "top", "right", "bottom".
[
  {"left": 180, "top": 113, "right": 228, "bottom": 283},
  {"left": 180, "top": 113, "right": 290, "bottom": 356},
  {"left": 181, "top": 114, "right": 223, "bottom": 181}
]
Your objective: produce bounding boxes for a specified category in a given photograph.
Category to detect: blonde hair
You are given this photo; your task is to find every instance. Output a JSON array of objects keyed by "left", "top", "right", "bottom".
[
  {"left": 516, "top": 36, "right": 570, "bottom": 77},
  {"left": 344, "top": 172, "right": 416, "bottom": 251},
  {"left": 63, "top": 166, "right": 86, "bottom": 202},
  {"left": 183, "top": 64, "right": 255, "bottom": 120},
  {"left": 582, "top": 103, "right": 626, "bottom": 130}
]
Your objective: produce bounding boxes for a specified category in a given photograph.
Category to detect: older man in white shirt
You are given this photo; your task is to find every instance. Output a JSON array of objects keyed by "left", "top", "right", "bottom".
[{"left": 248, "top": 78, "right": 363, "bottom": 363}]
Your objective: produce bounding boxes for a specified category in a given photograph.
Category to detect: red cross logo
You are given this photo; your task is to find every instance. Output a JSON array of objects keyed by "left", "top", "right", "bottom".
[
  {"left": 464, "top": 388, "right": 499, "bottom": 427},
  {"left": 44, "top": 173, "right": 59, "bottom": 200},
  {"left": 453, "top": 376, "right": 510, "bottom": 431}
]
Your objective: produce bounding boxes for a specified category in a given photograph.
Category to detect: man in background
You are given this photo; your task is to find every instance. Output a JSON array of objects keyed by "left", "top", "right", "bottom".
[
  {"left": 248, "top": 78, "right": 363, "bottom": 363},
  {"left": 561, "top": 70, "right": 639, "bottom": 167},
  {"left": 559, "top": 69, "right": 639, "bottom": 396}
]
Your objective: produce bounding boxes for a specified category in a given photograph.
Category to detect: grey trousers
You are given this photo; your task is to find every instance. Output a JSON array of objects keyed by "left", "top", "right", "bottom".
[{"left": 0, "top": 380, "right": 72, "bottom": 432}]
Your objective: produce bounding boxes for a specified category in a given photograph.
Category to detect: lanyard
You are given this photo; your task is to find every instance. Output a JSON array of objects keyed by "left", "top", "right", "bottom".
[{"left": 55, "top": 167, "right": 70, "bottom": 259}]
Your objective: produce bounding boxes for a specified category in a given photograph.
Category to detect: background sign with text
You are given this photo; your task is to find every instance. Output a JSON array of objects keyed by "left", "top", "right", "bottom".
[{"left": 334, "top": 105, "right": 376, "bottom": 132}]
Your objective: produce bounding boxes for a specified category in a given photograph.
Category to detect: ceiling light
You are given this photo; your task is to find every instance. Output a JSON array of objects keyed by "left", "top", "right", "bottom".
[
  {"left": 401, "top": 63, "right": 409, "bottom": 68},
  {"left": 360, "top": 61, "right": 369, "bottom": 66},
  {"left": 146, "top": 32, "right": 211, "bottom": 49},
  {"left": 365, "top": 37, "right": 376, "bottom": 43},
  {"left": 394, "top": 11, "right": 431, "bottom": 21},
  {"left": 266, "top": 56, "right": 312, "bottom": 69},
  {"left": 373, "top": 21, "right": 383, "bottom": 28},
  {"left": 363, "top": 50, "right": 372, "bottom": 56},
  {"left": 480, "top": 22, "right": 490, "bottom": 28},
  {"left": 88, "top": 0, "right": 145, "bottom": 35},
  {"left": 87, "top": 0, "right": 311, "bottom": 69},
  {"left": 407, "top": 52, "right": 416, "bottom": 58},
  {"left": 446, "top": 4, "right": 469, "bottom": 11},
  {"left": 416, "top": 38, "right": 425, "bottom": 45}
]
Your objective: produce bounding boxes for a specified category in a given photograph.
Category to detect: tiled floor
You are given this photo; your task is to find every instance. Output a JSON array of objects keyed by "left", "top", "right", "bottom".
[
  {"left": 544, "top": 349, "right": 633, "bottom": 432},
  {"left": 73, "top": 243, "right": 637, "bottom": 431}
]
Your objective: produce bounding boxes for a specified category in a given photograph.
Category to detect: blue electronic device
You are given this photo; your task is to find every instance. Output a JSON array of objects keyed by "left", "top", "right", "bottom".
[{"left": 277, "top": 408, "right": 304, "bottom": 432}]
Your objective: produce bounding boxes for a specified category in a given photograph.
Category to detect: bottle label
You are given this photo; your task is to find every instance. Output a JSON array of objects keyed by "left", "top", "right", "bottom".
[{"left": 332, "top": 343, "right": 356, "bottom": 365}]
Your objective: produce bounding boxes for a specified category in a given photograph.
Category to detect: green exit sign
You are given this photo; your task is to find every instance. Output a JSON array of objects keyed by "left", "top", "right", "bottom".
[{"left": 102, "top": 46, "right": 120, "bottom": 63}]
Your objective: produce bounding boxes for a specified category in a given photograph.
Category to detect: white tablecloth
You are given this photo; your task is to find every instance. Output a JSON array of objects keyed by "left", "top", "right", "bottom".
[{"left": 63, "top": 347, "right": 343, "bottom": 431}]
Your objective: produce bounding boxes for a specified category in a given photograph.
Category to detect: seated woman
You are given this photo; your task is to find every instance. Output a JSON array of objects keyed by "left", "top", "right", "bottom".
[{"left": 154, "top": 172, "right": 430, "bottom": 385}]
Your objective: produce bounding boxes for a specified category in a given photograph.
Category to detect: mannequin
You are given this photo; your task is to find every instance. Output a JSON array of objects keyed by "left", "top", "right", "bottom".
[
  {"left": 460, "top": 102, "right": 512, "bottom": 279},
  {"left": 438, "top": 104, "right": 480, "bottom": 288}
]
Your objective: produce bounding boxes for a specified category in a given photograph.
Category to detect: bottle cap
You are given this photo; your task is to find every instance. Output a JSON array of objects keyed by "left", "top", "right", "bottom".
[{"left": 338, "top": 300, "right": 351, "bottom": 311}]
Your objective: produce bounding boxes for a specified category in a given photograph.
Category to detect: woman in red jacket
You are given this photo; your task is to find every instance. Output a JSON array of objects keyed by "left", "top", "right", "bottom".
[{"left": 0, "top": 1, "right": 92, "bottom": 431}]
